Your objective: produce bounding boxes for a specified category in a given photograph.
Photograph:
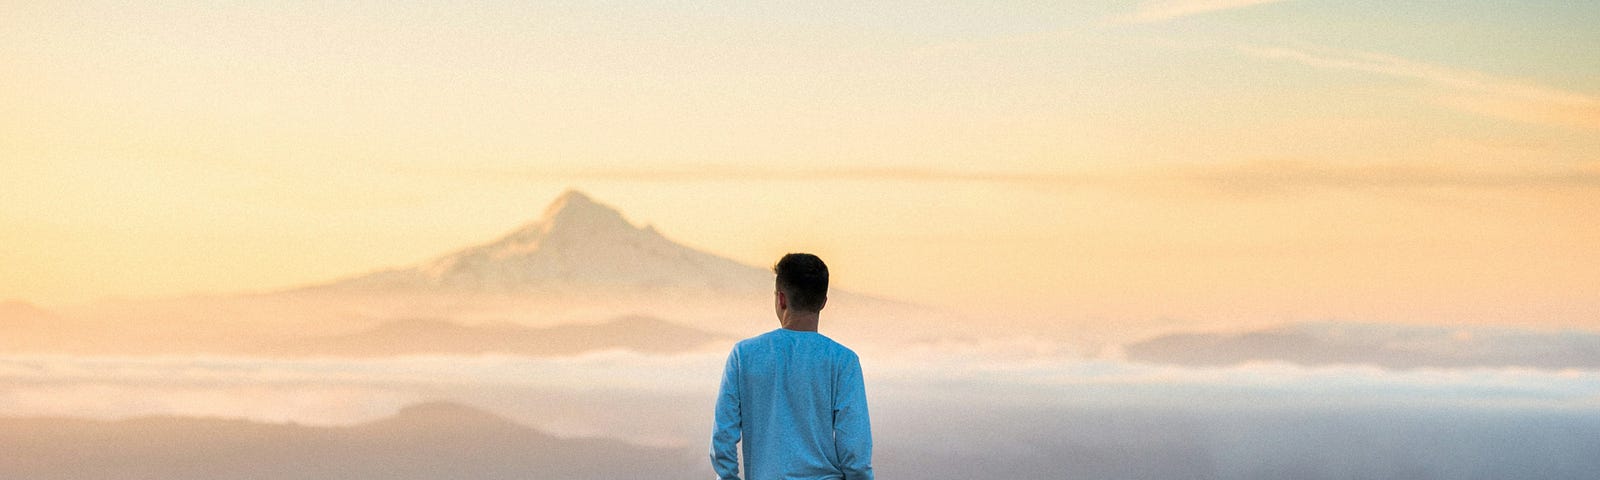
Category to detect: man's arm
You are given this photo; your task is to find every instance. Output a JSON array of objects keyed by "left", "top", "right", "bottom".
[
  {"left": 711, "top": 348, "right": 742, "bottom": 480},
  {"left": 833, "top": 352, "right": 873, "bottom": 480}
]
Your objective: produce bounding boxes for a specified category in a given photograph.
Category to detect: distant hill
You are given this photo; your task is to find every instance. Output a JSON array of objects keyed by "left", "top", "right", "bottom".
[
  {"left": 0, "top": 301, "right": 54, "bottom": 336},
  {"left": 0, "top": 301, "right": 101, "bottom": 351},
  {"left": 0, "top": 311, "right": 720, "bottom": 357},
  {"left": 1124, "top": 321, "right": 1600, "bottom": 370},
  {"left": 0, "top": 401, "right": 700, "bottom": 480},
  {"left": 269, "top": 315, "right": 724, "bottom": 357},
  {"left": 0, "top": 300, "right": 54, "bottom": 324}
]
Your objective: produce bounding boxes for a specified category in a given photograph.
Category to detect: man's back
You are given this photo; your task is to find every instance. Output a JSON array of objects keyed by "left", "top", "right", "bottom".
[{"left": 711, "top": 328, "right": 873, "bottom": 480}]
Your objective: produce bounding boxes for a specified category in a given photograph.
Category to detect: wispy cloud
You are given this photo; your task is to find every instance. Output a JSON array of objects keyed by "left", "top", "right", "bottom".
[
  {"left": 1182, "top": 160, "right": 1600, "bottom": 192},
  {"left": 1115, "top": 0, "right": 1293, "bottom": 24},
  {"left": 425, "top": 164, "right": 1119, "bottom": 187},
  {"left": 433, "top": 162, "right": 1600, "bottom": 192},
  {"left": 1237, "top": 45, "right": 1600, "bottom": 131}
]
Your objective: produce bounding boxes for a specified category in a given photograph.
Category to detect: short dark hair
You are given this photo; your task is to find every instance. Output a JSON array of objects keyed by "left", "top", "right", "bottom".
[{"left": 773, "top": 253, "right": 828, "bottom": 312}]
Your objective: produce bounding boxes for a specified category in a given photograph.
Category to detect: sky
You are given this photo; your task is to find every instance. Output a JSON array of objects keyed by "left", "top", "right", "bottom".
[{"left": 3, "top": 1, "right": 1597, "bottom": 329}]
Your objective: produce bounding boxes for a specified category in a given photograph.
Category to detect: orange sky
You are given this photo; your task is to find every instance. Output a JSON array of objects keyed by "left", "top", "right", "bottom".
[{"left": 2, "top": 1, "right": 1597, "bottom": 329}]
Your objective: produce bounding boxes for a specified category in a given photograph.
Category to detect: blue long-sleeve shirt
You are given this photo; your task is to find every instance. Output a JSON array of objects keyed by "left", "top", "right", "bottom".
[{"left": 711, "top": 328, "right": 873, "bottom": 480}]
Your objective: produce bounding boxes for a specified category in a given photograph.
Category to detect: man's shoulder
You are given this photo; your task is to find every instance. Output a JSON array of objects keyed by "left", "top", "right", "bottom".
[
  {"left": 811, "top": 333, "right": 861, "bottom": 363},
  {"left": 727, "top": 330, "right": 776, "bottom": 357},
  {"left": 831, "top": 340, "right": 860, "bottom": 362},
  {"left": 732, "top": 329, "right": 779, "bottom": 347}
]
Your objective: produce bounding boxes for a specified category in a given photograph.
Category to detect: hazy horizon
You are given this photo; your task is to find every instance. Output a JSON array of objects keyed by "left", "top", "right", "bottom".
[
  {"left": 3, "top": 188, "right": 1597, "bottom": 478},
  {"left": 3, "top": 1, "right": 1598, "bottom": 478}
]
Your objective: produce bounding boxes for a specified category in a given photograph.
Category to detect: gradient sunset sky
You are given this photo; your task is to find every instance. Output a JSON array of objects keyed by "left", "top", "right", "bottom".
[{"left": 3, "top": 1, "right": 1596, "bottom": 329}]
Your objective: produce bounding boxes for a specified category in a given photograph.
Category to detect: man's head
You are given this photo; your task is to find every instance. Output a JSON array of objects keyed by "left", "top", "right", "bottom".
[{"left": 773, "top": 253, "right": 828, "bottom": 315}]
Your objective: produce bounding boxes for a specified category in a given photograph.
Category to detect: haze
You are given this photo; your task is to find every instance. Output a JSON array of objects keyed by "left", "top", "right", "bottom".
[{"left": 2, "top": 2, "right": 1599, "bottom": 479}]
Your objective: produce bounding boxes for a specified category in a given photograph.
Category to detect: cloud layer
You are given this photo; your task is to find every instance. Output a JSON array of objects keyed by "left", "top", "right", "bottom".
[
  {"left": 1117, "top": 0, "right": 1294, "bottom": 24},
  {"left": 4, "top": 349, "right": 1599, "bottom": 478}
]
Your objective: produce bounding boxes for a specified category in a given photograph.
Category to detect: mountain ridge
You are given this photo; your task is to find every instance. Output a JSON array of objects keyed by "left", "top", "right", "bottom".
[
  {"left": 0, "top": 400, "right": 700, "bottom": 480},
  {"left": 270, "top": 314, "right": 723, "bottom": 357},
  {"left": 1124, "top": 320, "right": 1600, "bottom": 370}
]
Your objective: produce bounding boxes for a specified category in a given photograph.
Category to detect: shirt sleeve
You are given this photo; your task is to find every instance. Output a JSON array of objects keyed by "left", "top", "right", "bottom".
[
  {"left": 833, "top": 351, "right": 873, "bottom": 480},
  {"left": 711, "top": 348, "right": 743, "bottom": 480}
]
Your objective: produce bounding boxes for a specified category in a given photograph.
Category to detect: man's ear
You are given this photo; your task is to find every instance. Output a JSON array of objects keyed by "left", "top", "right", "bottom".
[
  {"left": 816, "top": 295, "right": 827, "bottom": 311},
  {"left": 775, "top": 290, "right": 788, "bottom": 310}
]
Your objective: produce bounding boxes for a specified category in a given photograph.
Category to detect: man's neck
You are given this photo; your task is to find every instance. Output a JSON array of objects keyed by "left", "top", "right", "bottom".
[{"left": 780, "top": 312, "right": 820, "bottom": 332}]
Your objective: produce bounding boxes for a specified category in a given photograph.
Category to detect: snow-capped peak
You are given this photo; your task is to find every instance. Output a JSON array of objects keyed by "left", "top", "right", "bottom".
[
  {"left": 488, "top": 189, "right": 639, "bottom": 253},
  {"left": 311, "top": 190, "right": 768, "bottom": 293},
  {"left": 537, "top": 189, "right": 630, "bottom": 233}
]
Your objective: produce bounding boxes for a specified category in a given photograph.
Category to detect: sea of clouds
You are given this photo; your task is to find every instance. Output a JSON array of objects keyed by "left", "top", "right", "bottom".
[{"left": 3, "top": 345, "right": 1598, "bottom": 479}]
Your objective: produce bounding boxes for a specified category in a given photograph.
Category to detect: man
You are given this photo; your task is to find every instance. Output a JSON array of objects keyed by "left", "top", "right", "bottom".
[{"left": 711, "top": 253, "right": 873, "bottom": 480}]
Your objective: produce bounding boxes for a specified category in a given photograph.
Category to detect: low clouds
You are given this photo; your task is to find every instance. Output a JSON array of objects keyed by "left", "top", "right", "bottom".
[
  {"left": 3, "top": 349, "right": 1598, "bottom": 478},
  {"left": 4, "top": 348, "right": 1597, "bottom": 425}
]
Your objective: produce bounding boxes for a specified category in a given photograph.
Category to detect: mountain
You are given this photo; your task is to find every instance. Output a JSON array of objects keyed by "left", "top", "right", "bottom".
[
  {"left": 255, "top": 189, "right": 945, "bottom": 345},
  {"left": 270, "top": 315, "right": 724, "bottom": 357},
  {"left": 0, "top": 301, "right": 97, "bottom": 351},
  {"left": 0, "top": 401, "right": 701, "bottom": 480},
  {"left": 301, "top": 189, "right": 769, "bottom": 294},
  {"left": 0, "top": 300, "right": 52, "bottom": 327},
  {"left": 1123, "top": 321, "right": 1600, "bottom": 370},
  {"left": 24, "top": 189, "right": 952, "bottom": 355}
]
